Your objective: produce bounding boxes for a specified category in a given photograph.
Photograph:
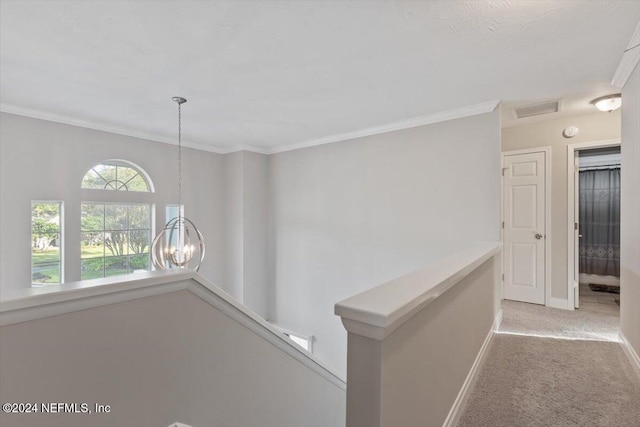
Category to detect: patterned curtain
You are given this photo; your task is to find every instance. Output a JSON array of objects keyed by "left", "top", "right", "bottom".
[{"left": 579, "top": 168, "right": 620, "bottom": 276}]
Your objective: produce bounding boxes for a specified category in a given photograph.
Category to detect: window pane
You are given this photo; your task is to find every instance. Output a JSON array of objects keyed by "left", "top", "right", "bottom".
[
  {"left": 32, "top": 202, "right": 61, "bottom": 285},
  {"left": 105, "top": 204, "right": 127, "bottom": 230},
  {"left": 33, "top": 263, "right": 61, "bottom": 285},
  {"left": 81, "top": 161, "right": 151, "bottom": 192},
  {"left": 81, "top": 258, "right": 104, "bottom": 280},
  {"left": 164, "top": 205, "right": 184, "bottom": 251},
  {"left": 81, "top": 203, "right": 104, "bottom": 231},
  {"left": 166, "top": 205, "right": 182, "bottom": 222},
  {"left": 80, "top": 202, "right": 151, "bottom": 281},
  {"left": 94, "top": 164, "right": 117, "bottom": 190},
  {"left": 81, "top": 169, "right": 106, "bottom": 190},
  {"left": 129, "top": 205, "right": 150, "bottom": 229},
  {"left": 126, "top": 174, "right": 149, "bottom": 192},
  {"left": 130, "top": 254, "right": 149, "bottom": 273},
  {"left": 104, "top": 231, "right": 128, "bottom": 257},
  {"left": 129, "top": 230, "right": 150, "bottom": 255},
  {"left": 81, "top": 232, "right": 104, "bottom": 258},
  {"left": 105, "top": 256, "right": 128, "bottom": 277}
]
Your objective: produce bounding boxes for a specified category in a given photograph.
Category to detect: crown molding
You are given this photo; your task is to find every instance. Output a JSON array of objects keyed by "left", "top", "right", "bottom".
[
  {"left": 265, "top": 100, "right": 500, "bottom": 154},
  {"left": 2, "top": 100, "right": 499, "bottom": 156},
  {"left": 612, "top": 21, "right": 640, "bottom": 88},
  {"left": 0, "top": 103, "right": 231, "bottom": 154}
]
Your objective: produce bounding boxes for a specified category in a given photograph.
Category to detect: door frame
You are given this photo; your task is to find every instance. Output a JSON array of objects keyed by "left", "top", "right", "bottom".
[
  {"left": 501, "top": 147, "right": 552, "bottom": 306},
  {"left": 566, "top": 139, "right": 621, "bottom": 310}
]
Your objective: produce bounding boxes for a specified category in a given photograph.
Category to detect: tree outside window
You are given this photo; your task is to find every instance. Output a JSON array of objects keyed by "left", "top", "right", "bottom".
[
  {"left": 81, "top": 203, "right": 151, "bottom": 280},
  {"left": 32, "top": 201, "right": 62, "bottom": 285}
]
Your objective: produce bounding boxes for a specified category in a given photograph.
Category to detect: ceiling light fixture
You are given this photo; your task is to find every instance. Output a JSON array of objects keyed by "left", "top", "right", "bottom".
[
  {"left": 151, "top": 97, "right": 205, "bottom": 271},
  {"left": 590, "top": 94, "right": 622, "bottom": 112}
]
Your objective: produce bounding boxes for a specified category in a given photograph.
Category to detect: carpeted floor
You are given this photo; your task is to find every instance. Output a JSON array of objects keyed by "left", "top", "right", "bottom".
[
  {"left": 458, "top": 301, "right": 640, "bottom": 427},
  {"left": 499, "top": 299, "right": 619, "bottom": 342},
  {"left": 458, "top": 335, "right": 640, "bottom": 427}
]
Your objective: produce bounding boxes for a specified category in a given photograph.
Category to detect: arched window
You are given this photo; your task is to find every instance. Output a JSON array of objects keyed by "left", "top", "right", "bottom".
[
  {"left": 81, "top": 160, "right": 153, "bottom": 192},
  {"left": 80, "top": 160, "right": 154, "bottom": 280}
]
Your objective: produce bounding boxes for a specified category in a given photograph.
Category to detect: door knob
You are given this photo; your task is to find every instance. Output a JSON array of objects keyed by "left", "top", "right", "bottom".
[{"left": 535, "top": 233, "right": 543, "bottom": 240}]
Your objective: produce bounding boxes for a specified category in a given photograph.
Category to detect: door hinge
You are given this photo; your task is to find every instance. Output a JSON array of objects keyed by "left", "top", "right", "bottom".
[
  {"left": 502, "top": 221, "right": 505, "bottom": 229},
  {"left": 502, "top": 167, "right": 508, "bottom": 176},
  {"left": 575, "top": 222, "right": 578, "bottom": 230},
  {"left": 502, "top": 273, "right": 505, "bottom": 281}
]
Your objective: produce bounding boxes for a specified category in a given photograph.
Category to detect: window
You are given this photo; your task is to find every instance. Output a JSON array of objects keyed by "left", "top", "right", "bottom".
[
  {"left": 31, "top": 201, "right": 62, "bottom": 285},
  {"left": 81, "top": 160, "right": 152, "bottom": 192},
  {"left": 166, "top": 204, "right": 183, "bottom": 224},
  {"left": 285, "top": 332, "right": 312, "bottom": 352},
  {"left": 80, "top": 160, "right": 154, "bottom": 281},
  {"left": 164, "top": 204, "right": 185, "bottom": 249},
  {"left": 80, "top": 203, "right": 151, "bottom": 280},
  {"left": 273, "top": 325, "right": 313, "bottom": 353}
]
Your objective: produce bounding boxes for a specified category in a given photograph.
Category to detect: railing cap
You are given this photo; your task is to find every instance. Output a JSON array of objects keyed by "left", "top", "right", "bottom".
[{"left": 334, "top": 241, "right": 501, "bottom": 340}]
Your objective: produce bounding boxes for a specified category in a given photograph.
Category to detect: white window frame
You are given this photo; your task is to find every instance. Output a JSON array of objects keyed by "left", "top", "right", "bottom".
[{"left": 273, "top": 325, "right": 314, "bottom": 353}]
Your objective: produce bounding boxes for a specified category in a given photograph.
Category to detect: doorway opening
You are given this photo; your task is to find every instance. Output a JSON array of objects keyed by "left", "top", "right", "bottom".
[{"left": 567, "top": 140, "right": 621, "bottom": 312}]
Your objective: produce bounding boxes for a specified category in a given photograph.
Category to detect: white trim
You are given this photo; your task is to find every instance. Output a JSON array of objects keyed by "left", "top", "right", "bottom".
[
  {"left": 619, "top": 331, "right": 640, "bottom": 379},
  {"left": 548, "top": 297, "right": 568, "bottom": 310},
  {"left": 335, "top": 242, "right": 501, "bottom": 341},
  {"left": 2, "top": 100, "right": 499, "bottom": 156},
  {"left": 268, "top": 100, "right": 499, "bottom": 154},
  {"left": 612, "top": 22, "right": 640, "bottom": 88},
  {"left": 0, "top": 103, "right": 233, "bottom": 154},
  {"left": 169, "top": 423, "right": 193, "bottom": 427},
  {"left": 0, "top": 270, "right": 347, "bottom": 389},
  {"left": 442, "top": 309, "right": 502, "bottom": 427},
  {"left": 566, "top": 139, "right": 621, "bottom": 310},
  {"left": 501, "top": 147, "right": 552, "bottom": 308}
]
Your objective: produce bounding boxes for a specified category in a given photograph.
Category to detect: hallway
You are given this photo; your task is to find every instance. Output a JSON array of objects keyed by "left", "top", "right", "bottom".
[{"left": 458, "top": 301, "right": 640, "bottom": 427}]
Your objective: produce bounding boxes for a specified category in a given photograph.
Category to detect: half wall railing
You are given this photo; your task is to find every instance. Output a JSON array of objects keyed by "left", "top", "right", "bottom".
[
  {"left": 0, "top": 270, "right": 346, "bottom": 427},
  {"left": 335, "top": 242, "right": 502, "bottom": 427}
]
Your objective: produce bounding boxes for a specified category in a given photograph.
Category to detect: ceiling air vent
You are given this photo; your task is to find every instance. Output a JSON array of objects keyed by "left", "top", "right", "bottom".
[{"left": 513, "top": 100, "right": 561, "bottom": 119}]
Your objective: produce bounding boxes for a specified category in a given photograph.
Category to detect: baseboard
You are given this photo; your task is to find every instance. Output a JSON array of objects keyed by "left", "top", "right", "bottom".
[
  {"left": 442, "top": 309, "right": 502, "bottom": 427},
  {"left": 619, "top": 331, "right": 640, "bottom": 379}
]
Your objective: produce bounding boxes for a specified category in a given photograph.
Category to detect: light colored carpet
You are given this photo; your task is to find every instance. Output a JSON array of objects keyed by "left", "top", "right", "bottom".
[
  {"left": 458, "top": 334, "right": 640, "bottom": 427},
  {"left": 499, "top": 300, "right": 619, "bottom": 342}
]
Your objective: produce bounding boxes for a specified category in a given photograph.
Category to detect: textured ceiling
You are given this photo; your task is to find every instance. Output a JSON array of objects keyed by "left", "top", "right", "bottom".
[{"left": 0, "top": 1, "right": 638, "bottom": 153}]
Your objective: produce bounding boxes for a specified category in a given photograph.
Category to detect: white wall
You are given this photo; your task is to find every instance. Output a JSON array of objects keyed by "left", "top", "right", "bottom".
[
  {"left": 268, "top": 110, "right": 501, "bottom": 376},
  {"left": 0, "top": 112, "right": 226, "bottom": 294},
  {"left": 223, "top": 151, "right": 270, "bottom": 317},
  {"left": 0, "top": 288, "right": 346, "bottom": 427},
  {"left": 242, "top": 151, "right": 270, "bottom": 318},
  {"left": 502, "top": 111, "right": 621, "bottom": 301},
  {"left": 620, "top": 62, "right": 640, "bottom": 357},
  {"left": 223, "top": 151, "right": 245, "bottom": 300}
]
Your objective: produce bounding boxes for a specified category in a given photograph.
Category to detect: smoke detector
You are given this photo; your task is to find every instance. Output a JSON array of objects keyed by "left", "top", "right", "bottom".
[{"left": 513, "top": 99, "right": 562, "bottom": 119}]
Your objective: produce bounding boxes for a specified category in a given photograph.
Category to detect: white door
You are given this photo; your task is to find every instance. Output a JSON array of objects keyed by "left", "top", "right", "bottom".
[
  {"left": 503, "top": 151, "right": 546, "bottom": 305},
  {"left": 572, "top": 151, "right": 580, "bottom": 308}
]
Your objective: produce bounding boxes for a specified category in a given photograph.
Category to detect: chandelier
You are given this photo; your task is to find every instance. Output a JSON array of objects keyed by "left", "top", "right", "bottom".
[{"left": 151, "top": 97, "right": 205, "bottom": 271}]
